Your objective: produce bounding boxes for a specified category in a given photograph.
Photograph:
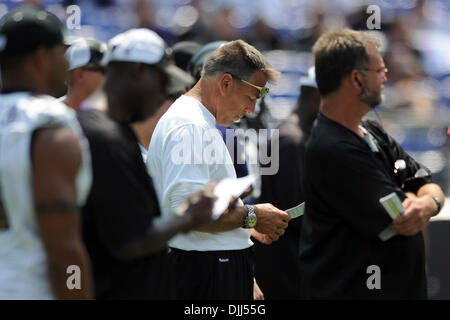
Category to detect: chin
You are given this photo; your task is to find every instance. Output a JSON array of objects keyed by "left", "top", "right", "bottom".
[{"left": 217, "top": 119, "right": 231, "bottom": 126}]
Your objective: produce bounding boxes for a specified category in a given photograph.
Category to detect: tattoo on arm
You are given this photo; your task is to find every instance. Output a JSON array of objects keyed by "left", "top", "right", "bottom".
[{"left": 35, "top": 201, "right": 79, "bottom": 215}]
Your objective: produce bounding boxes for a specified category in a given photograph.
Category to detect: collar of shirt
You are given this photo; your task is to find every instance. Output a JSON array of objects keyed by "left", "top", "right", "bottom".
[{"left": 181, "top": 95, "right": 216, "bottom": 127}]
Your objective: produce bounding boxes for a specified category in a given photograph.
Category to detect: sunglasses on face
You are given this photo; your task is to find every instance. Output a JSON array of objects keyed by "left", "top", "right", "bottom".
[
  {"left": 359, "top": 66, "right": 388, "bottom": 77},
  {"left": 227, "top": 73, "right": 269, "bottom": 99}
]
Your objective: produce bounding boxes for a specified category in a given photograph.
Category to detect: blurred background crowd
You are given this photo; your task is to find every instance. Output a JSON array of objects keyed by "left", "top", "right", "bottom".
[
  {"left": 2, "top": 0, "right": 447, "bottom": 193},
  {"left": 1, "top": 0, "right": 449, "bottom": 296}
]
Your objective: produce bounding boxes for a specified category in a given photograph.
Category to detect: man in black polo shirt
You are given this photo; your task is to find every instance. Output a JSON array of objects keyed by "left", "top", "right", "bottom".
[
  {"left": 299, "top": 29, "right": 445, "bottom": 299},
  {"left": 78, "top": 28, "right": 215, "bottom": 299}
]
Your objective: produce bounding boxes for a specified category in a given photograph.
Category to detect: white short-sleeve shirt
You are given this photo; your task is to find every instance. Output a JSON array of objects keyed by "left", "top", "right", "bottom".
[{"left": 147, "top": 95, "right": 252, "bottom": 251}]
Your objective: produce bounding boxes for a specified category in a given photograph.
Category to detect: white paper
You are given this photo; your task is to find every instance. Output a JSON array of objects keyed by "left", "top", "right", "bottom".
[
  {"left": 379, "top": 192, "right": 405, "bottom": 220},
  {"left": 378, "top": 192, "right": 405, "bottom": 241},
  {"left": 378, "top": 226, "right": 398, "bottom": 241},
  {"left": 212, "top": 175, "right": 256, "bottom": 220},
  {"left": 286, "top": 202, "right": 305, "bottom": 219}
]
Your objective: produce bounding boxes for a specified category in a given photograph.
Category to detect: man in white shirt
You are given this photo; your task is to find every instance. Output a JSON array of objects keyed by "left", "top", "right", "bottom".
[{"left": 148, "top": 40, "right": 291, "bottom": 299}]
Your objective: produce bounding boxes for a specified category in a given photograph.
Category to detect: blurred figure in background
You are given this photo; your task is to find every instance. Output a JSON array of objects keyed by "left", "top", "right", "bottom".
[
  {"left": 171, "top": 41, "right": 202, "bottom": 72},
  {"left": 245, "top": 17, "right": 280, "bottom": 51},
  {"left": 0, "top": 6, "right": 93, "bottom": 299},
  {"left": 62, "top": 38, "right": 106, "bottom": 111},
  {"left": 255, "top": 67, "right": 320, "bottom": 299},
  {"left": 132, "top": 55, "right": 194, "bottom": 162},
  {"left": 130, "top": 40, "right": 198, "bottom": 161}
]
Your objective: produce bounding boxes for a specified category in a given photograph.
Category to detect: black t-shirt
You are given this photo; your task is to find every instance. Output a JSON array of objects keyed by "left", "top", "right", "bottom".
[
  {"left": 299, "top": 113, "right": 431, "bottom": 299},
  {"left": 78, "top": 109, "right": 169, "bottom": 299}
]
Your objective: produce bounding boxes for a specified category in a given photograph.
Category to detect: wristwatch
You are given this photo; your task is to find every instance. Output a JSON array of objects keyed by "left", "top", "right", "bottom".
[
  {"left": 243, "top": 205, "right": 257, "bottom": 229},
  {"left": 431, "top": 196, "right": 441, "bottom": 216}
]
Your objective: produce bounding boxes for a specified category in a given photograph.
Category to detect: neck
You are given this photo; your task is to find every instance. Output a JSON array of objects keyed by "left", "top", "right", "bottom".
[
  {"left": 1, "top": 69, "right": 46, "bottom": 94},
  {"left": 131, "top": 117, "right": 158, "bottom": 149},
  {"left": 321, "top": 91, "right": 368, "bottom": 136},
  {"left": 63, "top": 87, "right": 84, "bottom": 111},
  {"left": 106, "top": 90, "right": 130, "bottom": 123},
  {"left": 185, "top": 78, "right": 218, "bottom": 119}
]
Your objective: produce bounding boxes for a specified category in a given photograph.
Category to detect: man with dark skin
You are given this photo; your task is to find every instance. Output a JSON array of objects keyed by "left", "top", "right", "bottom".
[{"left": 0, "top": 6, "right": 93, "bottom": 299}]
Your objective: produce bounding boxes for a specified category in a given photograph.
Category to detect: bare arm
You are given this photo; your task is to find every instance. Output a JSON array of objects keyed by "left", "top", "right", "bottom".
[
  {"left": 115, "top": 185, "right": 215, "bottom": 261},
  {"left": 32, "top": 126, "right": 93, "bottom": 300},
  {"left": 393, "top": 183, "right": 445, "bottom": 236}
]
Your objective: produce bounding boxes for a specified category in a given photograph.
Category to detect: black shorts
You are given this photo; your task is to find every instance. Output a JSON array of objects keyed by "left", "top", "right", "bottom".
[{"left": 168, "top": 247, "right": 254, "bottom": 300}]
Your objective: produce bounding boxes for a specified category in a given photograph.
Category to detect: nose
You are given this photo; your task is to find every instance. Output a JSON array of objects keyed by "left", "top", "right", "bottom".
[
  {"left": 245, "top": 102, "right": 256, "bottom": 115},
  {"left": 381, "top": 68, "right": 388, "bottom": 83}
]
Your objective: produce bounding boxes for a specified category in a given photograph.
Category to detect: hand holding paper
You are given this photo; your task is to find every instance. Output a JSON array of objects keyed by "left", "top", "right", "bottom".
[
  {"left": 392, "top": 194, "right": 438, "bottom": 236},
  {"left": 378, "top": 192, "right": 404, "bottom": 241},
  {"left": 286, "top": 202, "right": 305, "bottom": 219},
  {"left": 211, "top": 175, "right": 256, "bottom": 220}
]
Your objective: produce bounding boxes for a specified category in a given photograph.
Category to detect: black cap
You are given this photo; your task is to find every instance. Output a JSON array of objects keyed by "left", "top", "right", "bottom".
[
  {"left": 0, "top": 5, "right": 68, "bottom": 57},
  {"left": 171, "top": 41, "right": 202, "bottom": 72}
]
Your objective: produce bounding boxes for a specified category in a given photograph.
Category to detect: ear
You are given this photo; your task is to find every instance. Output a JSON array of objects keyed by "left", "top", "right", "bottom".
[
  {"left": 30, "top": 47, "right": 50, "bottom": 77},
  {"left": 350, "top": 70, "right": 363, "bottom": 91},
  {"left": 218, "top": 73, "right": 233, "bottom": 96},
  {"left": 73, "top": 68, "right": 83, "bottom": 84}
]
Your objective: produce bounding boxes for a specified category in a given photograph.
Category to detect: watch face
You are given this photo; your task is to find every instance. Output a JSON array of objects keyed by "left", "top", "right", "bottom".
[{"left": 247, "top": 215, "right": 257, "bottom": 228}]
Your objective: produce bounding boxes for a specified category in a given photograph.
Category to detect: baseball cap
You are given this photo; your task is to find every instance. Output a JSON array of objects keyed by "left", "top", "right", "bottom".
[
  {"left": 299, "top": 66, "right": 317, "bottom": 89},
  {"left": 171, "top": 41, "right": 202, "bottom": 72},
  {"left": 65, "top": 38, "right": 107, "bottom": 71},
  {"left": 188, "top": 41, "right": 227, "bottom": 81},
  {"left": 0, "top": 5, "right": 68, "bottom": 57},
  {"left": 103, "top": 28, "right": 193, "bottom": 95}
]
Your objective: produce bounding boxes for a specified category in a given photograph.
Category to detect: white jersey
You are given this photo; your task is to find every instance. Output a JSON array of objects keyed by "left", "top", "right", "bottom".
[{"left": 0, "top": 92, "right": 92, "bottom": 299}]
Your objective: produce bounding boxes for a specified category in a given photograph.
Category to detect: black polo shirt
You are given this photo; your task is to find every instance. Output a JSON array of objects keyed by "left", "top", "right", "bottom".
[
  {"left": 299, "top": 113, "right": 431, "bottom": 299},
  {"left": 78, "top": 109, "right": 169, "bottom": 299}
]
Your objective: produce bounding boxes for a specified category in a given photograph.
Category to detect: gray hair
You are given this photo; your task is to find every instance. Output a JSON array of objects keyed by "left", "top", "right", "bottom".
[{"left": 202, "top": 40, "right": 280, "bottom": 83}]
